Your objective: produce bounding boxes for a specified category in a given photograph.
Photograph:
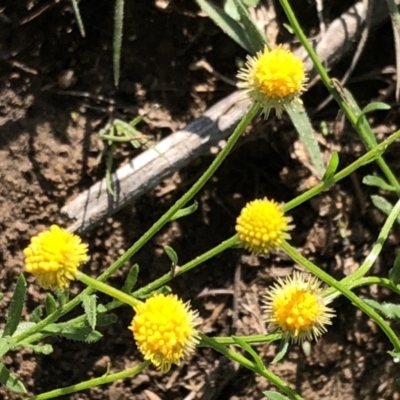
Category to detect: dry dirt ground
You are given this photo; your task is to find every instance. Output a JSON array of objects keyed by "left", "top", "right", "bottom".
[{"left": 1, "top": 1, "right": 400, "bottom": 399}]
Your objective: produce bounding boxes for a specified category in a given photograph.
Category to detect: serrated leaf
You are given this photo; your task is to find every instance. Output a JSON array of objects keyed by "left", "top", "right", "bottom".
[
  {"left": 232, "top": 336, "right": 265, "bottom": 371},
  {"left": 55, "top": 289, "right": 70, "bottom": 307},
  {"left": 121, "top": 264, "right": 139, "bottom": 294},
  {"left": 286, "top": 103, "right": 325, "bottom": 177},
  {"left": 30, "top": 305, "right": 44, "bottom": 323},
  {"left": 322, "top": 152, "right": 339, "bottom": 181},
  {"left": 164, "top": 246, "right": 178, "bottom": 267},
  {"left": 234, "top": 0, "right": 266, "bottom": 53},
  {"left": 371, "top": 195, "right": 400, "bottom": 224},
  {"left": 44, "top": 323, "right": 103, "bottom": 343},
  {"left": 263, "top": 391, "right": 290, "bottom": 400},
  {"left": 45, "top": 293, "right": 57, "bottom": 316},
  {"left": 271, "top": 340, "right": 289, "bottom": 364},
  {"left": 363, "top": 175, "right": 396, "bottom": 191},
  {"left": 389, "top": 250, "right": 400, "bottom": 284},
  {"left": 170, "top": 201, "right": 198, "bottom": 221},
  {"left": 3, "top": 275, "right": 26, "bottom": 338},
  {"left": 195, "top": 0, "right": 253, "bottom": 53},
  {"left": 364, "top": 299, "right": 400, "bottom": 320},
  {"left": 0, "top": 363, "right": 27, "bottom": 394},
  {"left": 361, "top": 102, "right": 391, "bottom": 115},
  {"left": 82, "top": 294, "right": 97, "bottom": 330}
]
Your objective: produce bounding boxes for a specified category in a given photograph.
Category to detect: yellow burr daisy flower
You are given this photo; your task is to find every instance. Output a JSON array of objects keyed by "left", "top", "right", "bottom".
[
  {"left": 129, "top": 293, "right": 200, "bottom": 373},
  {"left": 263, "top": 272, "right": 335, "bottom": 343},
  {"left": 24, "top": 225, "right": 89, "bottom": 290},
  {"left": 237, "top": 45, "right": 307, "bottom": 118},
  {"left": 235, "top": 198, "right": 292, "bottom": 254}
]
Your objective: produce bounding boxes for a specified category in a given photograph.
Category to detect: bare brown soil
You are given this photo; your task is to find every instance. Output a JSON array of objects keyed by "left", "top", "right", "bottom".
[{"left": 1, "top": 1, "right": 400, "bottom": 399}]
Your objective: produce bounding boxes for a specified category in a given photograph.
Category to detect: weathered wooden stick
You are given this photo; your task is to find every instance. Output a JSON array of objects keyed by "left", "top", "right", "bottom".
[{"left": 63, "top": 0, "right": 388, "bottom": 233}]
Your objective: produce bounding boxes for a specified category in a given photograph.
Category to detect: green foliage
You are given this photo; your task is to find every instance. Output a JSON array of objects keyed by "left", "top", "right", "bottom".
[
  {"left": 271, "top": 340, "right": 289, "bottom": 364},
  {"left": 2, "top": 275, "right": 26, "bottom": 338},
  {"left": 264, "top": 392, "right": 291, "bottom": 400},
  {"left": 82, "top": 294, "right": 97, "bottom": 330},
  {"left": 121, "top": 264, "right": 139, "bottom": 294},
  {"left": 164, "top": 246, "right": 179, "bottom": 267},
  {"left": 364, "top": 299, "right": 400, "bottom": 320},
  {"left": 0, "top": 363, "right": 27, "bottom": 394},
  {"left": 170, "top": 201, "right": 198, "bottom": 221},
  {"left": 45, "top": 293, "right": 57, "bottom": 316}
]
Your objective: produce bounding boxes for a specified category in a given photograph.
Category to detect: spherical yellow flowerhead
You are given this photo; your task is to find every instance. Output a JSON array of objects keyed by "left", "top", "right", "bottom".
[
  {"left": 263, "top": 272, "right": 335, "bottom": 343},
  {"left": 237, "top": 45, "right": 307, "bottom": 118},
  {"left": 24, "top": 225, "right": 89, "bottom": 290},
  {"left": 129, "top": 293, "right": 200, "bottom": 373},
  {"left": 235, "top": 198, "right": 292, "bottom": 254}
]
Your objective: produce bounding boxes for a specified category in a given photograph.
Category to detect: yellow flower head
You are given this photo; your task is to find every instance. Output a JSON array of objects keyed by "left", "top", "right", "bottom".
[
  {"left": 24, "top": 225, "right": 89, "bottom": 290},
  {"left": 237, "top": 45, "right": 307, "bottom": 118},
  {"left": 263, "top": 272, "right": 335, "bottom": 343},
  {"left": 129, "top": 293, "right": 200, "bottom": 373},
  {"left": 235, "top": 198, "right": 292, "bottom": 254}
]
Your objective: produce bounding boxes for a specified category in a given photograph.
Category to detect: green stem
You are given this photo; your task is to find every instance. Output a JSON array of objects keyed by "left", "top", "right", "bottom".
[
  {"left": 200, "top": 334, "right": 302, "bottom": 400},
  {"left": 284, "top": 129, "right": 400, "bottom": 211},
  {"left": 324, "top": 276, "right": 400, "bottom": 299},
  {"left": 279, "top": 0, "right": 400, "bottom": 193},
  {"left": 340, "top": 197, "right": 400, "bottom": 287},
  {"left": 282, "top": 241, "right": 400, "bottom": 352},
  {"left": 199, "top": 333, "right": 282, "bottom": 345},
  {"left": 133, "top": 235, "right": 238, "bottom": 298},
  {"left": 77, "top": 272, "right": 140, "bottom": 308},
  {"left": 97, "top": 103, "right": 259, "bottom": 283},
  {"left": 13, "top": 105, "right": 259, "bottom": 344},
  {"left": 28, "top": 361, "right": 150, "bottom": 400}
]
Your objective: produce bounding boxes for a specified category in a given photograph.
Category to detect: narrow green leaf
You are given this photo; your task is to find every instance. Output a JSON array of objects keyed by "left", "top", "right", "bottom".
[
  {"left": 113, "top": 0, "right": 124, "bottom": 87},
  {"left": 45, "top": 293, "right": 57, "bottom": 316},
  {"left": 121, "top": 264, "right": 139, "bottom": 294},
  {"left": 344, "top": 89, "right": 378, "bottom": 146},
  {"left": 70, "top": 0, "right": 86, "bottom": 37},
  {"left": 3, "top": 275, "right": 26, "bottom": 338},
  {"left": 389, "top": 250, "right": 400, "bottom": 284},
  {"left": 164, "top": 246, "right": 179, "bottom": 267},
  {"left": 243, "top": 0, "right": 260, "bottom": 6},
  {"left": 223, "top": 0, "right": 240, "bottom": 21},
  {"left": 0, "top": 337, "right": 15, "bottom": 358},
  {"left": 363, "top": 175, "right": 396, "bottom": 191},
  {"left": 364, "top": 299, "right": 400, "bottom": 320},
  {"left": 286, "top": 104, "right": 325, "bottom": 177},
  {"left": 12, "top": 322, "right": 36, "bottom": 337},
  {"left": 25, "top": 344, "right": 53, "bottom": 355},
  {"left": 0, "top": 293, "right": 4, "bottom": 302},
  {"left": 234, "top": 0, "right": 266, "bottom": 53},
  {"left": 371, "top": 195, "right": 400, "bottom": 224},
  {"left": 55, "top": 289, "right": 70, "bottom": 307},
  {"left": 96, "top": 313, "right": 118, "bottom": 327},
  {"left": 30, "top": 305, "right": 44, "bottom": 323},
  {"left": 0, "top": 363, "right": 27, "bottom": 394},
  {"left": 322, "top": 152, "right": 339, "bottom": 181},
  {"left": 44, "top": 323, "right": 103, "bottom": 343},
  {"left": 264, "top": 391, "right": 290, "bottom": 400},
  {"left": 170, "top": 201, "right": 198, "bottom": 221},
  {"left": 232, "top": 336, "right": 265, "bottom": 371},
  {"left": 271, "top": 340, "right": 289, "bottom": 364},
  {"left": 82, "top": 294, "right": 97, "bottom": 330},
  {"left": 195, "top": 0, "right": 253, "bottom": 53},
  {"left": 362, "top": 102, "right": 391, "bottom": 115}
]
